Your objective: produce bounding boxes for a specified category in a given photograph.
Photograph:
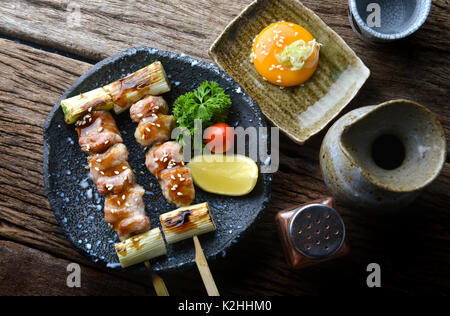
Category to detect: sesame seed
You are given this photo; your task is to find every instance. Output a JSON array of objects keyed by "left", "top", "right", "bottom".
[
  {"left": 156, "top": 124, "right": 161, "bottom": 128},
  {"left": 138, "top": 113, "right": 143, "bottom": 118},
  {"left": 95, "top": 167, "right": 100, "bottom": 171},
  {"left": 117, "top": 201, "right": 121, "bottom": 206},
  {"left": 98, "top": 127, "right": 103, "bottom": 133},
  {"left": 96, "top": 159, "right": 102, "bottom": 163},
  {"left": 114, "top": 171, "right": 120, "bottom": 175},
  {"left": 154, "top": 158, "right": 159, "bottom": 162},
  {"left": 122, "top": 166, "right": 127, "bottom": 170},
  {"left": 170, "top": 175, "right": 176, "bottom": 180},
  {"left": 88, "top": 107, "right": 92, "bottom": 112},
  {"left": 177, "top": 192, "right": 183, "bottom": 196},
  {"left": 122, "top": 195, "right": 126, "bottom": 200},
  {"left": 105, "top": 140, "right": 109, "bottom": 145},
  {"left": 100, "top": 171, "right": 105, "bottom": 175},
  {"left": 145, "top": 127, "right": 151, "bottom": 132}
]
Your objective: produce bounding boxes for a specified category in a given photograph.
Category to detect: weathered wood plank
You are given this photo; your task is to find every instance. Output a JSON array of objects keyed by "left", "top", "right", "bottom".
[
  {"left": 0, "top": 28, "right": 449, "bottom": 295},
  {"left": 0, "top": 0, "right": 448, "bottom": 149},
  {"left": 0, "top": 241, "right": 151, "bottom": 296}
]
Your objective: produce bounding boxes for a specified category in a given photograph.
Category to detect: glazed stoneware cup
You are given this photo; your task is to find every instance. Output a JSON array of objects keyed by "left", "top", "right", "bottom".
[
  {"left": 320, "top": 99, "right": 446, "bottom": 212},
  {"left": 348, "top": 0, "right": 432, "bottom": 43}
]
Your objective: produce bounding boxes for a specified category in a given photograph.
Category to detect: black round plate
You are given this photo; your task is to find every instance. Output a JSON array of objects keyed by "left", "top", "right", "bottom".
[{"left": 43, "top": 47, "right": 272, "bottom": 273}]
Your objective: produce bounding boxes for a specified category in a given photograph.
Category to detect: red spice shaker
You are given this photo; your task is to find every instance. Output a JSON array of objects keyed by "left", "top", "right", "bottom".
[{"left": 275, "top": 197, "right": 349, "bottom": 269}]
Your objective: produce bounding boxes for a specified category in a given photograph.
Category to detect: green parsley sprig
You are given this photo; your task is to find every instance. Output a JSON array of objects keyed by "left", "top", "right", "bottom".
[{"left": 173, "top": 81, "right": 231, "bottom": 146}]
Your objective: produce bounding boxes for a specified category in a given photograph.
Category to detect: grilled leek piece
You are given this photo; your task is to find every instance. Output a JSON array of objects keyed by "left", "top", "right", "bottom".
[
  {"left": 61, "top": 61, "right": 171, "bottom": 124},
  {"left": 115, "top": 228, "right": 167, "bottom": 268},
  {"left": 160, "top": 202, "right": 216, "bottom": 244}
]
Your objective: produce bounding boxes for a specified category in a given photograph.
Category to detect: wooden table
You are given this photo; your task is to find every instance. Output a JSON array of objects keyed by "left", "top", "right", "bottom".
[{"left": 0, "top": 0, "right": 449, "bottom": 296}]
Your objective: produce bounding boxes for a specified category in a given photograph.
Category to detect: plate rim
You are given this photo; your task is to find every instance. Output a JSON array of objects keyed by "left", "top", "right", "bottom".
[{"left": 43, "top": 46, "right": 273, "bottom": 273}]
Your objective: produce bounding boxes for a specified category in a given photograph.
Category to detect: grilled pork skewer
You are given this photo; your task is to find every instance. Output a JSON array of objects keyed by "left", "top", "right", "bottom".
[
  {"left": 62, "top": 66, "right": 171, "bottom": 294},
  {"left": 76, "top": 111, "right": 151, "bottom": 238},
  {"left": 76, "top": 111, "right": 168, "bottom": 295},
  {"left": 130, "top": 97, "right": 195, "bottom": 206}
]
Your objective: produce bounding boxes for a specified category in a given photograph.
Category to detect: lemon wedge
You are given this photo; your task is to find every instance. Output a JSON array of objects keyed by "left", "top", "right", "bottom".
[{"left": 188, "top": 154, "right": 258, "bottom": 196}]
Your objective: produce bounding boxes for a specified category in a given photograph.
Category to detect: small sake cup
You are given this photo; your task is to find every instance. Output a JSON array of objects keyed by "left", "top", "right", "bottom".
[{"left": 348, "top": 0, "right": 432, "bottom": 43}]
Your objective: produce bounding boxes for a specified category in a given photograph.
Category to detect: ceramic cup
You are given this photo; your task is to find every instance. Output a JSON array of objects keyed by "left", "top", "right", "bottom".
[{"left": 348, "top": 0, "right": 432, "bottom": 43}]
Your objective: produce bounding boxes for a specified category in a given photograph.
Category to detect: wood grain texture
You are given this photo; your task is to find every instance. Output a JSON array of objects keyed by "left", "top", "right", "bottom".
[
  {"left": 0, "top": 0, "right": 449, "bottom": 295},
  {"left": 0, "top": 241, "right": 150, "bottom": 296}
]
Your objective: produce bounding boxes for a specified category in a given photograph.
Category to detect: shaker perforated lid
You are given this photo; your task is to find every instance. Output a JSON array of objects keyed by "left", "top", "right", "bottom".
[{"left": 289, "top": 204, "right": 345, "bottom": 260}]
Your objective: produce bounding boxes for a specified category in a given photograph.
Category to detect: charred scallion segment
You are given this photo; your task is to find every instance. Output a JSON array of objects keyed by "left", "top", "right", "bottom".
[
  {"left": 61, "top": 61, "right": 171, "bottom": 124},
  {"left": 160, "top": 202, "right": 216, "bottom": 244},
  {"left": 107, "top": 62, "right": 171, "bottom": 115},
  {"left": 115, "top": 228, "right": 167, "bottom": 268},
  {"left": 62, "top": 88, "right": 114, "bottom": 125}
]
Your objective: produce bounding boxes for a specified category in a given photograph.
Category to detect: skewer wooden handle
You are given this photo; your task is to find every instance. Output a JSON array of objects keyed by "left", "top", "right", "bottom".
[
  {"left": 193, "top": 235, "right": 220, "bottom": 296},
  {"left": 145, "top": 261, "right": 170, "bottom": 296}
]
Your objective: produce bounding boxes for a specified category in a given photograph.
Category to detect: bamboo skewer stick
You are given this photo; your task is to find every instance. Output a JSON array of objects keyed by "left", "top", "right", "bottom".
[
  {"left": 144, "top": 261, "right": 170, "bottom": 296},
  {"left": 115, "top": 228, "right": 169, "bottom": 296},
  {"left": 193, "top": 235, "right": 220, "bottom": 296}
]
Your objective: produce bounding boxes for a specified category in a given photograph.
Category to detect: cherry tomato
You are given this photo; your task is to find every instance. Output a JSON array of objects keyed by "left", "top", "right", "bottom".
[{"left": 204, "top": 123, "right": 235, "bottom": 153}]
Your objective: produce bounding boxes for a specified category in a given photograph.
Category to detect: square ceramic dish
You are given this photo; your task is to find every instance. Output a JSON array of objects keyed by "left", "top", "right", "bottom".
[{"left": 209, "top": 0, "right": 370, "bottom": 144}]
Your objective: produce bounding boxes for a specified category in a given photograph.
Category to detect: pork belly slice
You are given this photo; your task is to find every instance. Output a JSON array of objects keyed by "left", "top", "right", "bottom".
[
  {"left": 76, "top": 111, "right": 122, "bottom": 154},
  {"left": 130, "top": 96, "right": 169, "bottom": 122},
  {"left": 91, "top": 162, "right": 135, "bottom": 195},
  {"left": 88, "top": 143, "right": 128, "bottom": 171},
  {"left": 134, "top": 114, "right": 175, "bottom": 147},
  {"left": 159, "top": 166, "right": 195, "bottom": 207},
  {"left": 104, "top": 184, "right": 150, "bottom": 239},
  {"left": 88, "top": 143, "right": 135, "bottom": 194},
  {"left": 145, "top": 141, "right": 184, "bottom": 177}
]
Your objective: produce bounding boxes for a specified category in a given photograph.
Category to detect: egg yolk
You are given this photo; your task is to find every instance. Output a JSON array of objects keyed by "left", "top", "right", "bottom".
[{"left": 252, "top": 22, "right": 320, "bottom": 87}]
